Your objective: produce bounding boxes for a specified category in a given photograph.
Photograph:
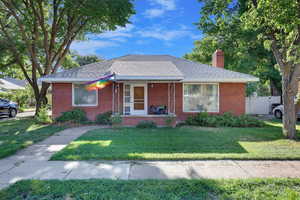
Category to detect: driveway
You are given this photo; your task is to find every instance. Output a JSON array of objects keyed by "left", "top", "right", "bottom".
[
  {"left": 1, "top": 126, "right": 300, "bottom": 190},
  {"left": 0, "top": 110, "right": 35, "bottom": 121}
]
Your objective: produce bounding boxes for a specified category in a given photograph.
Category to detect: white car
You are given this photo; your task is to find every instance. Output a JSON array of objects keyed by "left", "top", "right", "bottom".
[{"left": 272, "top": 105, "right": 300, "bottom": 119}]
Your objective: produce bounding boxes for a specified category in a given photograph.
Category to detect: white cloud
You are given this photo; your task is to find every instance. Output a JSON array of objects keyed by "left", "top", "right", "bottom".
[
  {"left": 110, "top": 37, "right": 128, "bottom": 42},
  {"left": 96, "top": 24, "right": 134, "bottom": 39},
  {"left": 153, "top": 0, "right": 176, "bottom": 10},
  {"left": 71, "top": 24, "right": 133, "bottom": 55},
  {"left": 98, "top": 32, "right": 132, "bottom": 39},
  {"left": 138, "top": 27, "right": 199, "bottom": 41},
  {"left": 144, "top": 0, "right": 176, "bottom": 18},
  {"left": 71, "top": 40, "right": 118, "bottom": 55},
  {"left": 144, "top": 9, "right": 165, "bottom": 18}
]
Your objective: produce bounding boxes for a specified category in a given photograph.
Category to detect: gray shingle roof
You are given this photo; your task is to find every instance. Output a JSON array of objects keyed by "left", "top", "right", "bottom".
[
  {"left": 42, "top": 61, "right": 113, "bottom": 81},
  {"left": 111, "top": 61, "right": 184, "bottom": 80},
  {"left": 0, "top": 78, "right": 26, "bottom": 90},
  {"left": 40, "top": 55, "right": 258, "bottom": 82}
]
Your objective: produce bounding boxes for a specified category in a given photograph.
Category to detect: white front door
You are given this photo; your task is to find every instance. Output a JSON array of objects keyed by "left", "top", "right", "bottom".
[{"left": 131, "top": 84, "right": 147, "bottom": 115}]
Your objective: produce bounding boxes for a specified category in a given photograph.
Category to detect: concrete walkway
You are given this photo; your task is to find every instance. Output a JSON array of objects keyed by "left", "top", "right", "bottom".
[{"left": 1, "top": 126, "right": 300, "bottom": 190}]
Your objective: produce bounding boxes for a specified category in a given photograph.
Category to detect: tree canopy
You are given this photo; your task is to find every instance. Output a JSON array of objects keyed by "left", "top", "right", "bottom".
[
  {"left": 242, "top": 0, "right": 300, "bottom": 139},
  {"left": 185, "top": 0, "right": 281, "bottom": 96},
  {"left": 0, "top": 0, "right": 134, "bottom": 113},
  {"left": 73, "top": 53, "right": 103, "bottom": 66},
  {"left": 190, "top": 0, "right": 300, "bottom": 139}
]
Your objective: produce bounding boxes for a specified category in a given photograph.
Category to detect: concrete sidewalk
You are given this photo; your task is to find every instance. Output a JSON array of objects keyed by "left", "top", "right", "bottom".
[{"left": 1, "top": 126, "right": 300, "bottom": 190}]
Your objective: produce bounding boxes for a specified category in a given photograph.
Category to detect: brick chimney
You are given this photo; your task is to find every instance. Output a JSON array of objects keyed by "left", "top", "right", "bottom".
[{"left": 212, "top": 49, "right": 224, "bottom": 68}]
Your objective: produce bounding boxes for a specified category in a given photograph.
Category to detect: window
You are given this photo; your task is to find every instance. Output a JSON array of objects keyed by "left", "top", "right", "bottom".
[
  {"left": 183, "top": 83, "right": 219, "bottom": 112},
  {"left": 73, "top": 84, "right": 98, "bottom": 106}
]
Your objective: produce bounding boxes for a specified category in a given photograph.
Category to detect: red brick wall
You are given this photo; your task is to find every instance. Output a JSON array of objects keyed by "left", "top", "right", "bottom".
[
  {"left": 52, "top": 82, "right": 246, "bottom": 123},
  {"left": 122, "top": 116, "right": 175, "bottom": 127},
  {"left": 52, "top": 83, "right": 113, "bottom": 120},
  {"left": 219, "top": 83, "right": 245, "bottom": 115}
]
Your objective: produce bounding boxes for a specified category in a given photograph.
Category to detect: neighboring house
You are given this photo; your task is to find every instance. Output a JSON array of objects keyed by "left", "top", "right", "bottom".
[
  {"left": 0, "top": 78, "right": 27, "bottom": 93},
  {"left": 40, "top": 50, "right": 258, "bottom": 126}
]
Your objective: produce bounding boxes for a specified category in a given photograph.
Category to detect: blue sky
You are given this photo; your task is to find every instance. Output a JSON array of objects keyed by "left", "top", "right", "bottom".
[{"left": 71, "top": 0, "right": 203, "bottom": 59}]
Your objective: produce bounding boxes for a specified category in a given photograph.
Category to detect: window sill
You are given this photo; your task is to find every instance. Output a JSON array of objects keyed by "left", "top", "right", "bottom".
[{"left": 72, "top": 105, "right": 98, "bottom": 107}]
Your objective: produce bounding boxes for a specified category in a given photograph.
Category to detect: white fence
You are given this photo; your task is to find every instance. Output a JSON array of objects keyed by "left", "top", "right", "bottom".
[{"left": 246, "top": 96, "right": 281, "bottom": 115}]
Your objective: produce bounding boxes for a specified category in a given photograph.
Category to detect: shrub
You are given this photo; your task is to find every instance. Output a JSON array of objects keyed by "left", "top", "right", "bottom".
[
  {"left": 56, "top": 108, "right": 87, "bottom": 123},
  {"left": 110, "top": 113, "right": 122, "bottom": 128},
  {"left": 96, "top": 111, "right": 112, "bottom": 125},
  {"left": 165, "top": 115, "right": 176, "bottom": 127},
  {"left": 185, "top": 112, "right": 264, "bottom": 127},
  {"left": 35, "top": 106, "right": 52, "bottom": 124},
  {"left": 136, "top": 120, "right": 157, "bottom": 128}
]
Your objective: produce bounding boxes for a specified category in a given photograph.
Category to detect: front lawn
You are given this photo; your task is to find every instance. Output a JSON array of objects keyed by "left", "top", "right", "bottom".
[
  {"left": 1, "top": 179, "right": 300, "bottom": 200},
  {"left": 51, "top": 120, "right": 300, "bottom": 160},
  {"left": 0, "top": 118, "right": 65, "bottom": 158}
]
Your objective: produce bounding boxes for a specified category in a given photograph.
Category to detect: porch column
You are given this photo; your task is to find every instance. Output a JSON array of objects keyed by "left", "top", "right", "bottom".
[
  {"left": 168, "top": 83, "right": 176, "bottom": 114},
  {"left": 112, "top": 82, "right": 115, "bottom": 114},
  {"left": 168, "top": 83, "right": 170, "bottom": 114},
  {"left": 173, "top": 82, "right": 176, "bottom": 114},
  {"left": 117, "top": 82, "right": 120, "bottom": 113}
]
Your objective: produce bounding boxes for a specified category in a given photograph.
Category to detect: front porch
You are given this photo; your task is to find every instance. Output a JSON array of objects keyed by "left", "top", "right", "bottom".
[{"left": 111, "top": 81, "right": 178, "bottom": 126}]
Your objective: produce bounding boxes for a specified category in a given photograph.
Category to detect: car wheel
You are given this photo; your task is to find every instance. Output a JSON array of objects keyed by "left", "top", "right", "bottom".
[
  {"left": 274, "top": 110, "right": 282, "bottom": 119},
  {"left": 9, "top": 108, "right": 17, "bottom": 118}
]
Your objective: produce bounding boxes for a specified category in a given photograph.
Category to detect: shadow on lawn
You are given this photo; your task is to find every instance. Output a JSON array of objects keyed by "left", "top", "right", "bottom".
[
  {"left": 0, "top": 118, "right": 63, "bottom": 159},
  {"left": 0, "top": 178, "right": 236, "bottom": 200},
  {"left": 51, "top": 121, "right": 300, "bottom": 160},
  {"left": 2, "top": 177, "right": 299, "bottom": 199}
]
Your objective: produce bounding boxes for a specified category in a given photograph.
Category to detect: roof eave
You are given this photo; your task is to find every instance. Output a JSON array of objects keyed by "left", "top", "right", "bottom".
[
  {"left": 39, "top": 78, "right": 95, "bottom": 83},
  {"left": 115, "top": 75, "right": 184, "bottom": 81},
  {"left": 40, "top": 77, "right": 259, "bottom": 83},
  {"left": 182, "top": 77, "right": 259, "bottom": 83}
]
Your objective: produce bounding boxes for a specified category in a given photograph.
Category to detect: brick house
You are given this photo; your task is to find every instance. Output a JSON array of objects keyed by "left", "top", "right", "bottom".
[{"left": 40, "top": 50, "right": 258, "bottom": 126}]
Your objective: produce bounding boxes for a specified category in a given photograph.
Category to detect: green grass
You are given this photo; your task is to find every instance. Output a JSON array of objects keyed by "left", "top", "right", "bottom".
[
  {"left": 1, "top": 179, "right": 300, "bottom": 200},
  {"left": 51, "top": 120, "right": 300, "bottom": 160},
  {"left": 0, "top": 118, "right": 65, "bottom": 158}
]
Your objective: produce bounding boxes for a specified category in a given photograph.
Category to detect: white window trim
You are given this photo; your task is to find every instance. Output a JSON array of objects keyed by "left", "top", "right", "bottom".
[
  {"left": 182, "top": 83, "right": 219, "bottom": 113},
  {"left": 72, "top": 83, "right": 98, "bottom": 107}
]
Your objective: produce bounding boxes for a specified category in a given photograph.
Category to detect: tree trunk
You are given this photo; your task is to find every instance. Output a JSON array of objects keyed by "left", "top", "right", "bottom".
[
  {"left": 34, "top": 82, "right": 50, "bottom": 116},
  {"left": 35, "top": 93, "right": 48, "bottom": 116},
  {"left": 282, "top": 76, "right": 297, "bottom": 139},
  {"left": 270, "top": 41, "right": 299, "bottom": 140},
  {"left": 270, "top": 80, "right": 281, "bottom": 96}
]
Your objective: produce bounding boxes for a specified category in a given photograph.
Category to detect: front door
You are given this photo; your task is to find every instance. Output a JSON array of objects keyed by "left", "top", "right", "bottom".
[{"left": 131, "top": 84, "right": 147, "bottom": 115}]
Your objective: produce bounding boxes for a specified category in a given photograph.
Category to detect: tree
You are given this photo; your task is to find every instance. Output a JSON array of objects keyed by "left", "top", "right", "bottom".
[
  {"left": 241, "top": 0, "right": 300, "bottom": 139},
  {"left": 186, "top": 0, "right": 281, "bottom": 96},
  {"left": 0, "top": 37, "right": 27, "bottom": 79},
  {"left": 194, "top": 0, "right": 300, "bottom": 139},
  {"left": 74, "top": 54, "right": 103, "bottom": 66},
  {"left": 0, "top": 0, "right": 134, "bottom": 114}
]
